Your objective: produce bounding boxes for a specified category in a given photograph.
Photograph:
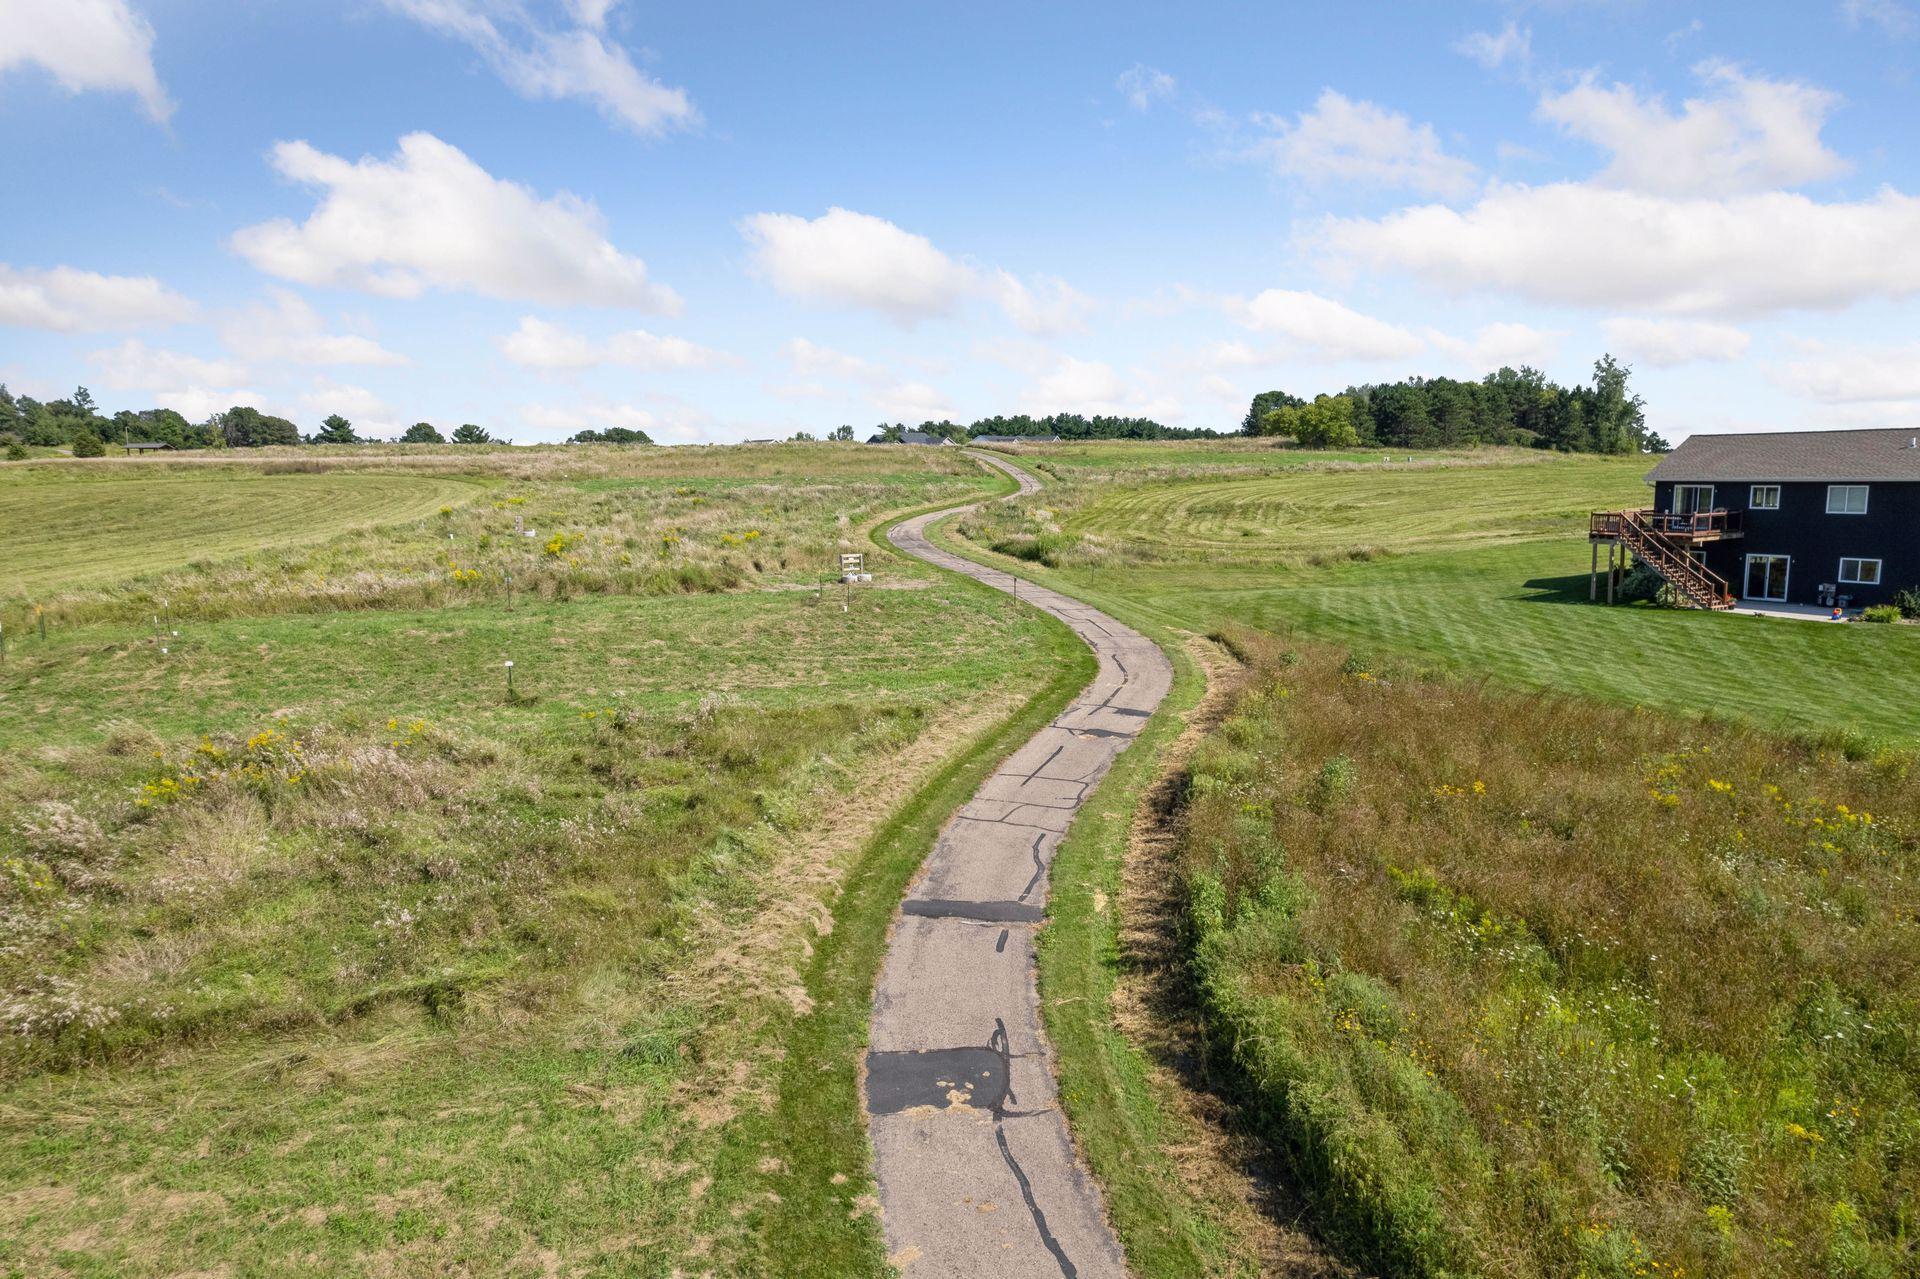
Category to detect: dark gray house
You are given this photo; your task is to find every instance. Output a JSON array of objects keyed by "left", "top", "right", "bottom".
[{"left": 1592, "top": 428, "right": 1920, "bottom": 609}]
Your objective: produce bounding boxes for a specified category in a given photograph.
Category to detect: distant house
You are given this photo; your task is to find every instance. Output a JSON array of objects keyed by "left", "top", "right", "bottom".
[
  {"left": 971, "top": 434, "right": 1060, "bottom": 445},
  {"left": 867, "top": 430, "right": 956, "bottom": 446},
  {"left": 1590, "top": 427, "right": 1920, "bottom": 609}
]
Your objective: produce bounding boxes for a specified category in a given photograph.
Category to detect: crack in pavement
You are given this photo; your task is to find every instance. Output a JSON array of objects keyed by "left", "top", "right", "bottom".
[{"left": 863, "top": 451, "right": 1171, "bottom": 1278}]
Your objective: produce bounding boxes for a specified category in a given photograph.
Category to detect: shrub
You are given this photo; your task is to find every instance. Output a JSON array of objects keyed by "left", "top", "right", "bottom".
[
  {"left": 5, "top": 442, "right": 26, "bottom": 461},
  {"left": 1891, "top": 586, "right": 1920, "bottom": 620},
  {"left": 1860, "top": 604, "right": 1902, "bottom": 624},
  {"left": 1616, "top": 560, "right": 1665, "bottom": 602},
  {"left": 69, "top": 429, "right": 105, "bottom": 458}
]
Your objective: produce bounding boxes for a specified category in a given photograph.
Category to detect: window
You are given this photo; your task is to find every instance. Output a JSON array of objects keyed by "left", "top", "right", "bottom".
[
  {"left": 1674, "top": 484, "right": 1715, "bottom": 515},
  {"left": 1827, "top": 485, "right": 1870, "bottom": 514},
  {"left": 1749, "top": 484, "right": 1781, "bottom": 510},
  {"left": 1839, "top": 558, "right": 1883, "bottom": 585}
]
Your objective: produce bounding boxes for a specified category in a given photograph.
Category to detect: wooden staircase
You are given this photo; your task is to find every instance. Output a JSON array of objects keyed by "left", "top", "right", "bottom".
[{"left": 1609, "top": 509, "right": 1736, "bottom": 609}]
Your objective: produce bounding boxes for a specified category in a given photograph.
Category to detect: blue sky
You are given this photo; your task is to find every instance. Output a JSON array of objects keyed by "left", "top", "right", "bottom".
[{"left": 3, "top": 0, "right": 1919, "bottom": 443}]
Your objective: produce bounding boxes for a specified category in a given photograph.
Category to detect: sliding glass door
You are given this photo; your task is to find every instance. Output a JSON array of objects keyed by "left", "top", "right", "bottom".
[{"left": 1743, "top": 554, "right": 1790, "bottom": 602}]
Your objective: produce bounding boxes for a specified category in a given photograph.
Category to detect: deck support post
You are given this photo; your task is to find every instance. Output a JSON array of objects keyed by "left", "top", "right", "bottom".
[
  {"left": 1606, "top": 542, "right": 1616, "bottom": 605},
  {"left": 1590, "top": 541, "right": 1599, "bottom": 601}
]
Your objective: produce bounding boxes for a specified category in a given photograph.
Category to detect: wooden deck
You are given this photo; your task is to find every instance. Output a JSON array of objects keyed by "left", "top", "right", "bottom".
[{"left": 1591, "top": 508, "right": 1744, "bottom": 542}]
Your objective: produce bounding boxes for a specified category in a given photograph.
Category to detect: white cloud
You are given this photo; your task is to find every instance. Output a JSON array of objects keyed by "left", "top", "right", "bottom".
[
  {"left": 1602, "top": 317, "right": 1751, "bottom": 367},
  {"left": 784, "top": 337, "right": 882, "bottom": 382},
  {"left": 1317, "top": 183, "right": 1920, "bottom": 317},
  {"left": 499, "top": 315, "right": 732, "bottom": 370},
  {"left": 1250, "top": 90, "right": 1478, "bottom": 198},
  {"left": 740, "top": 207, "right": 1096, "bottom": 333},
  {"left": 154, "top": 385, "right": 269, "bottom": 423},
  {"left": 221, "top": 289, "right": 407, "bottom": 366},
  {"left": 301, "top": 378, "right": 402, "bottom": 437},
  {"left": 87, "top": 339, "right": 246, "bottom": 391},
  {"left": 1538, "top": 61, "right": 1847, "bottom": 196},
  {"left": 522, "top": 397, "right": 708, "bottom": 442},
  {"left": 383, "top": 0, "right": 694, "bottom": 135},
  {"left": 991, "top": 271, "right": 1095, "bottom": 336},
  {"left": 0, "top": 263, "right": 194, "bottom": 332},
  {"left": 740, "top": 207, "right": 977, "bottom": 323},
  {"left": 1116, "top": 64, "right": 1176, "bottom": 111},
  {"left": 232, "top": 133, "right": 678, "bottom": 310},
  {"left": 1841, "top": 0, "right": 1917, "bottom": 37},
  {"left": 1773, "top": 339, "right": 1920, "bottom": 403},
  {"left": 1229, "top": 289, "right": 1426, "bottom": 362},
  {"left": 1426, "top": 321, "right": 1564, "bottom": 371},
  {"left": 0, "top": 0, "right": 171, "bottom": 122},
  {"left": 1454, "top": 22, "right": 1531, "bottom": 73},
  {"left": 870, "top": 380, "right": 957, "bottom": 422}
]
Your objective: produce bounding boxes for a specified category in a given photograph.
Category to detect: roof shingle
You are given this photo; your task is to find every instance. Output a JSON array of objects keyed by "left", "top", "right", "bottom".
[{"left": 1647, "top": 427, "right": 1920, "bottom": 483}]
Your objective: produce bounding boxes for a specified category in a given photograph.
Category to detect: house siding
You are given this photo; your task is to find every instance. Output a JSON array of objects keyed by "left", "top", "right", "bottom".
[{"left": 1651, "top": 479, "right": 1919, "bottom": 606}]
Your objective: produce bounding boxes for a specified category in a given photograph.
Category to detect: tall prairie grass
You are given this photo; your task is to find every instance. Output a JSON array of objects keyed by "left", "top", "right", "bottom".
[{"left": 1179, "top": 630, "right": 1918, "bottom": 1278}]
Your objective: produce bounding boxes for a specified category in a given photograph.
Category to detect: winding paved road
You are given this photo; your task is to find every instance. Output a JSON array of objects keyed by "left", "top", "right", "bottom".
[{"left": 864, "top": 452, "right": 1172, "bottom": 1277}]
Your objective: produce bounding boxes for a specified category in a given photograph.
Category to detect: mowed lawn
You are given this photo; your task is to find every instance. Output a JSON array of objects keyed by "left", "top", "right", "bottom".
[
  {"left": 961, "top": 448, "right": 1920, "bottom": 742},
  {"left": 0, "top": 466, "right": 481, "bottom": 598}
]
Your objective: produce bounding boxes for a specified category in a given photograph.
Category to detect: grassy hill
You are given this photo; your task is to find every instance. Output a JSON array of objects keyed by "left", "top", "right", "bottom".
[
  {"left": 961, "top": 443, "right": 1920, "bottom": 742},
  {"left": 0, "top": 445, "right": 1068, "bottom": 1277}
]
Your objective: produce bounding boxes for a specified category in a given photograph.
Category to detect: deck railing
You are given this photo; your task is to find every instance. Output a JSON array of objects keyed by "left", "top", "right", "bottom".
[{"left": 1590, "top": 508, "right": 1743, "bottom": 540}]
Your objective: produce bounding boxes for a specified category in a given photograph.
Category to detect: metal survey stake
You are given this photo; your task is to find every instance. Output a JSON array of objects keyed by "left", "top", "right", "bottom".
[{"left": 504, "top": 659, "right": 515, "bottom": 696}]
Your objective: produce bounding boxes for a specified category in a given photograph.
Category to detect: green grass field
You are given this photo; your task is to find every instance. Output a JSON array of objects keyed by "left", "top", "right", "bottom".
[
  {"left": 957, "top": 447, "right": 1920, "bottom": 742},
  {"left": 0, "top": 466, "right": 481, "bottom": 598},
  {"left": 0, "top": 445, "right": 1065, "bottom": 1277}
]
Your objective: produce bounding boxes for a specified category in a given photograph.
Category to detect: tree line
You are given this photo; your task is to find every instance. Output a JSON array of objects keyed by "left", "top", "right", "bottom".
[
  {"left": 0, "top": 385, "right": 500, "bottom": 455},
  {"left": 1243, "top": 356, "right": 1669, "bottom": 454},
  {"left": 854, "top": 413, "right": 1220, "bottom": 444}
]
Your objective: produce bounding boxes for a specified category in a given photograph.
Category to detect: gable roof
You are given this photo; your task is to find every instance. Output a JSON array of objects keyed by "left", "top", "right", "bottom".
[{"left": 1648, "top": 427, "right": 1920, "bottom": 483}]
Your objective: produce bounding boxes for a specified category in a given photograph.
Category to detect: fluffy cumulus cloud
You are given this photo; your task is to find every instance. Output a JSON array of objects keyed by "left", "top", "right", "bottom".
[
  {"left": 0, "top": 0, "right": 172, "bottom": 121},
  {"left": 1772, "top": 339, "right": 1920, "bottom": 403},
  {"left": 220, "top": 289, "right": 407, "bottom": 366},
  {"left": 1602, "top": 317, "right": 1752, "bottom": 367},
  {"left": 1228, "top": 288, "right": 1426, "bottom": 362},
  {"left": 740, "top": 208, "right": 977, "bottom": 323},
  {"left": 301, "top": 378, "right": 402, "bottom": 436},
  {"left": 1426, "top": 321, "right": 1563, "bottom": 371},
  {"left": 383, "top": 0, "right": 695, "bottom": 135},
  {"left": 1538, "top": 61, "right": 1847, "bottom": 196},
  {"left": 1317, "top": 184, "right": 1920, "bottom": 317},
  {"left": 87, "top": 339, "right": 246, "bottom": 391},
  {"left": 499, "top": 315, "right": 733, "bottom": 370},
  {"left": 231, "top": 133, "right": 678, "bottom": 310},
  {"left": 740, "top": 208, "right": 1096, "bottom": 333},
  {"left": 0, "top": 263, "right": 194, "bottom": 331},
  {"left": 1250, "top": 91, "right": 1478, "bottom": 198}
]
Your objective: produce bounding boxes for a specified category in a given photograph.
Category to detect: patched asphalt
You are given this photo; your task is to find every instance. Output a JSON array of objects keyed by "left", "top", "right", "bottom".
[{"left": 863, "top": 451, "right": 1172, "bottom": 1278}]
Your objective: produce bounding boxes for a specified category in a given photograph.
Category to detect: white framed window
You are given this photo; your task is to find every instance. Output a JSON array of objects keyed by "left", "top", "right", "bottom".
[
  {"left": 1839, "top": 557, "right": 1883, "bottom": 585},
  {"left": 1827, "top": 485, "right": 1870, "bottom": 514},
  {"left": 1749, "top": 484, "right": 1781, "bottom": 510},
  {"left": 1674, "top": 484, "right": 1715, "bottom": 515}
]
